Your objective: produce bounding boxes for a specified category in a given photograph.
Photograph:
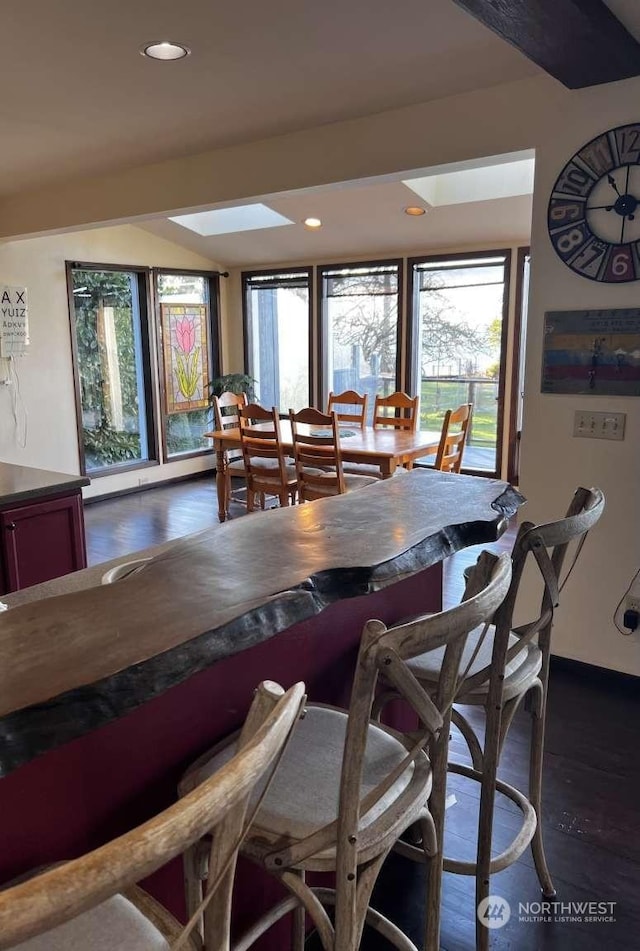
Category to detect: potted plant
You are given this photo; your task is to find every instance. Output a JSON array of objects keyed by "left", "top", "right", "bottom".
[{"left": 208, "top": 373, "right": 257, "bottom": 402}]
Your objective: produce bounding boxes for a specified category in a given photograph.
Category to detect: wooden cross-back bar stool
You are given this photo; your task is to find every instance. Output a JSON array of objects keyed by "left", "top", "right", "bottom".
[
  {"left": 179, "top": 552, "right": 512, "bottom": 951},
  {"left": 0, "top": 681, "right": 306, "bottom": 951},
  {"left": 376, "top": 486, "right": 605, "bottom": 950}
]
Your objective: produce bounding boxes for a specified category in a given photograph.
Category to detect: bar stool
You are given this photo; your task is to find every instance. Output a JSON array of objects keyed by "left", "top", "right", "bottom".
[
  {"left": 376, "top": 486, "right": 605, "bottom": 950},
  {"left": 0, "top": 681, "right": 305, "bottom": 951},
  {"left": 180, "top": 551, "right": 512, "bottom": 950}
]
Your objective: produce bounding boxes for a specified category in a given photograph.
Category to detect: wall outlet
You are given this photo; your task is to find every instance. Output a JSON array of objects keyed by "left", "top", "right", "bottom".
[
  {"left": 573, "top": 410, "right": 625, "bottom": 440},
  {"left": 624, "top": 569, "right": 640, "bottom": 622}
]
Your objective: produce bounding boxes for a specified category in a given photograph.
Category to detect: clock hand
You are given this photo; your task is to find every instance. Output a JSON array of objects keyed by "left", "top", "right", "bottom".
[
  {"left": 625, "top": 165, "right": 631, "bottom": 195},
  {"left": 608, "top": 173, "right": 622, "bottom": 196},
  {"left": 621, "top": 214, "right": 626, "bottom": 245}
]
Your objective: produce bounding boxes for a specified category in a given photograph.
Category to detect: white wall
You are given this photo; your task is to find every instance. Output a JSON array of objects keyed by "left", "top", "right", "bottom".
[
  {"left": 0, "top": 225, "right": 222, "bottom": 498},
  {"left": 520, "top": 78, "right": 640, "bottom": 674}
]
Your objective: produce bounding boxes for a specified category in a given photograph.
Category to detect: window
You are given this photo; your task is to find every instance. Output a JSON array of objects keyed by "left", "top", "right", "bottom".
[
  {"left": 409, "top": 252, "right": 510, "bottom": 475},
  {"left": 243, "top": 269, "right": 311, "bottom": 411},
  {"left": 156, "top": 270, "right": 220, "bottom": 458},
  {"left": 67, "top": 264, "right": 156, "bottom": 475},
  {"left": 320, "top": 262, "right": 401, "bottom": 420}
]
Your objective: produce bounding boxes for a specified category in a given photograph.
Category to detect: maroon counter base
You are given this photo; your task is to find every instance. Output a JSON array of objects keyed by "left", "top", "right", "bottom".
[{"left": 0, "top": 564, "right": 441, "bottom": 949}]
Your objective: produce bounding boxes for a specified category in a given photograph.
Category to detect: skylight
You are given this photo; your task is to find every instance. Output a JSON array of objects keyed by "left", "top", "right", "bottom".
[
  {"left": 403, "top": 158, "right": 535, "bottom": 207},
  {"left": 169, "top": 203, "right": 293, "bottom": 236}
]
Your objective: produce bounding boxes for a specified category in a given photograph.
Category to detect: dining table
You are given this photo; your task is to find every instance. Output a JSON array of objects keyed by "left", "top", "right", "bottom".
[
  {"left": 205, "top": 420, "right": 443, "bottom": 521},
  {"left": 0, "top": 470, "right": 523, "bottom": 949}
]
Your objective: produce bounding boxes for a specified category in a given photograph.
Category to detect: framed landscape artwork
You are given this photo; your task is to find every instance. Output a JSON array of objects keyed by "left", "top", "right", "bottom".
[
  {"left": 160, "top": 303, "right": 210, "bottom": 413},
  {"left": 542, "top": 308, "right": 640, "bottom": 396}
]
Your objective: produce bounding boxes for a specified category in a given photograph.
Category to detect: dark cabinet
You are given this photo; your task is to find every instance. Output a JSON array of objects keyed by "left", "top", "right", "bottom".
[{"left": 0, "top": 491, "right": 87, "bottom": 594}]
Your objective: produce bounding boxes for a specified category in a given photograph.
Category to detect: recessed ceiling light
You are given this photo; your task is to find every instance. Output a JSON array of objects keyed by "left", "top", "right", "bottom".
[
  {"left": 141, "top": 41, "right": 190, "bottom": 61},
  {"left": 404, "top": 206, "right": 427, "bottom": 216},
  {"left": 304, "top": 217, "right": 322, "bottom": 229}
]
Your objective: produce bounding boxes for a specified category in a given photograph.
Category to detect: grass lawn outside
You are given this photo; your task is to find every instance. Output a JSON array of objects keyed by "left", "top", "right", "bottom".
[{"left": 420, "top": 378, "right": 497, "bottom": 449}]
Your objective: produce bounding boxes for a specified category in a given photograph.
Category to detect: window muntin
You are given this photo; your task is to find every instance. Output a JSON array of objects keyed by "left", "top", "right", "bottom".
[{"left": 244, "top": 270, "right": 311, "bottom": 411}]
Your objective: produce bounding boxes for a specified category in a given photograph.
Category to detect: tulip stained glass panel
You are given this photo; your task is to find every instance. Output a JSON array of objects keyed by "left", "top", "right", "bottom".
[{"left": 161, "top": 303, "right": 210, "bottom": 413}]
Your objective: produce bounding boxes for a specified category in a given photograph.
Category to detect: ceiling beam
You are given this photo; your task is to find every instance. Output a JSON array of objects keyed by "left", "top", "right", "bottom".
[{"left": 450, "top": 0, "right": 640, "bottom": 88}]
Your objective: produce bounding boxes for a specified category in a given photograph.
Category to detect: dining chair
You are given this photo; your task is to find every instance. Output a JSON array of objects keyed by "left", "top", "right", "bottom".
[
  {"left": 373, "top": 392, "right": 419, "bottom": 432},
  {"left": 0, "top": 680, "right": 306, "bottom": 951},
  {"left": 377, "top": 486, "right": 605, "bottom": 951},
  {"left": 289, "top": 407, "right": 377, "bottom": 501},
  {"left": 239, "top": 403, "right": 298, "bottom": 511},
  {"left": 369, "top": 391, "right": 420, "bottom": 474},
  {"left": 433, "top": 402, "right": 472, "bottom": 473},
  {"left": 327, "top": 390, "right": 368, "bottom": 429},
  {"left": 180, "top": 552, "right": 512, "bottom": 951},
  {"left": 213, "top": 391, "right": 250, "bottom": 515}
]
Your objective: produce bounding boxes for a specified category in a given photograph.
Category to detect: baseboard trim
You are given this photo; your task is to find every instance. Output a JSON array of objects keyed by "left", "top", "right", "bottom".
[
  {"left": 84, "top": 470, "right": 213, "bottom": 505},
  {"left": 550, "top": 654, "right": 639, "bottom": 691}
]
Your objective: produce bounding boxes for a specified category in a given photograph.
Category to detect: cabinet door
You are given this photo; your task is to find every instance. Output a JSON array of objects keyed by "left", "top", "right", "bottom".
[{"left": 0, "top": 493, "right": 87, "bottom": 593}]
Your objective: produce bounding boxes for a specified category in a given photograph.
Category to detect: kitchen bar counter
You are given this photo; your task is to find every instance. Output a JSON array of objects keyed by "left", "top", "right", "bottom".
[
  {"left": 0, "top": 462, "right": 89, "bottom": 595},
  {"left": 0, "top": 469, "right": 523, "bottom": 944},
  {"left": 0, "top": 462, "right": 89, "bottom": 506},
  {"left": 0, "top": 470, "right": 522, "bottom": 774}
]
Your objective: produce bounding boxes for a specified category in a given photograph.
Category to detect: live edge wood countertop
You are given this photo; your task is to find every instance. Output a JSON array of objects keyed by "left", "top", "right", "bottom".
[{"left": 0, "top": 469, "right": 523, "bottom": 774}]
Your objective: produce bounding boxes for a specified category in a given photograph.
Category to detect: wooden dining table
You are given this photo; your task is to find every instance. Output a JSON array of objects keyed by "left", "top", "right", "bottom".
[{"left": 205, "top": 421, "right": 442, "bottom": 521}]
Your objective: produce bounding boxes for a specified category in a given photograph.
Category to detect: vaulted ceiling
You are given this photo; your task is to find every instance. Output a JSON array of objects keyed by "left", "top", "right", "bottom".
[
  {"left": 3, "top": 0, "right": 639, "bottom": 262},
  {"left": 2, "top": 0, "right": 540, "bottom": 197}
]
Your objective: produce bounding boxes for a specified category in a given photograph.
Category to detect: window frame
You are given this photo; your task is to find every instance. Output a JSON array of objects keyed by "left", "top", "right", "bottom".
[
  {"left": 66, "top": 260, "right": 159, "bottom": 478},
  {"left": 242, "top": 266, "right": 314, "bottom": 409},
  {"left": 406, "top": 249, "right": 511, "bottom": 479},
  {"left": 507, "top": 246, "right": 530, "bottom": 485},
  {"left": 317, "top": 258, "right": 404, "bottom": 411},
  {"left": 153, "top": 267, "right": 222, "bottom": 462}
]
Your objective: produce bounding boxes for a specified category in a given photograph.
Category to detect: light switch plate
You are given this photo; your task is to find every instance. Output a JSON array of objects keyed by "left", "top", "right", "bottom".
[{"left": 573, "top": 410, "right": 626, "bottom": 440}]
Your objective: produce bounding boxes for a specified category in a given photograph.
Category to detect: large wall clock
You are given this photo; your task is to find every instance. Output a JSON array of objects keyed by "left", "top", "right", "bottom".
[{"left": 548, "top": 123, "right": 640, "bottom": 283}]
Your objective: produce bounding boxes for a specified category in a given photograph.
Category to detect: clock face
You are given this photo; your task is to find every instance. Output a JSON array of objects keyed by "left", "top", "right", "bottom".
[{"left": 548, "top": 123, "right": 640, "bottom": 282}]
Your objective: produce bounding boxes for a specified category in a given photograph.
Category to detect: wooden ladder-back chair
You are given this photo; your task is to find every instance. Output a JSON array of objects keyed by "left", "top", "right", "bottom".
[
  {"left": 0, "top": 681, "right": 305, "bottom": 951},
  {"left": 434, "top": 402, "right": 472, "bottom": 473},
  {"left": 370, "top": 391, "right": 420, "bottom": 474},
  {"left": 377, "top": 486, "right": 605, "bottom": 951},
  {"left": 373, "top": 392, "right": 419, "bottom": 432},
  {"left": 239, "top": 403, "right": 298, "bottom": 511},
  {"left": 180, "top": 553, "right": 512, "bottom": 951},
  {"left": 289, "top": 407, "right": 377, "bottom": 502},
  {"left": 213, "top": 391, "right": 249, "bottom": 515},
  {"left": 327, "top": 390, "right": 368, "bottom": 429}
]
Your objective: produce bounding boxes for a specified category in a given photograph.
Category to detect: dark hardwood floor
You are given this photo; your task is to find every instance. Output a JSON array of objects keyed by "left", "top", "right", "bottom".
[{"left": 84, "top": 478, "right": 640, "bottom": 950}]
